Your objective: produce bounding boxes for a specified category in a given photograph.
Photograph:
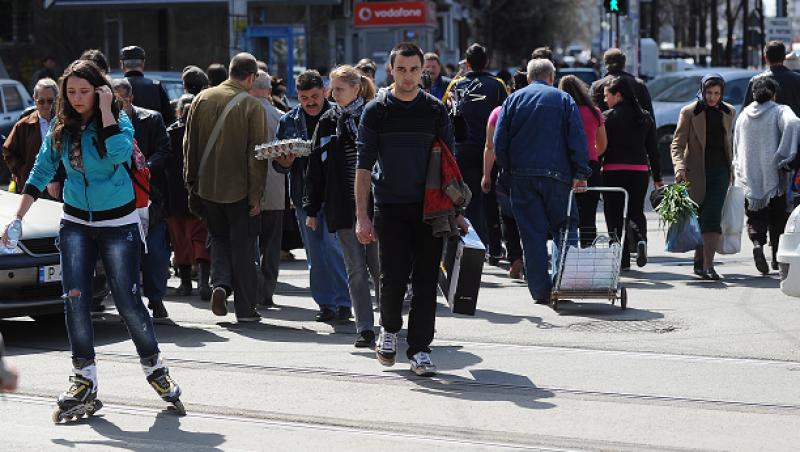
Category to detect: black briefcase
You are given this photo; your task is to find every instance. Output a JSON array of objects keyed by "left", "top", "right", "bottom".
[{"left": 438, "top": 222, "right": 485, "bottom": 316}]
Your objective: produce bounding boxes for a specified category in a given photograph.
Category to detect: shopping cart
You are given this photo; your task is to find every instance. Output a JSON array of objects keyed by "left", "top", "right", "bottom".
[{"left": 551, "top": 187, "right": 629, "bottom": 311}]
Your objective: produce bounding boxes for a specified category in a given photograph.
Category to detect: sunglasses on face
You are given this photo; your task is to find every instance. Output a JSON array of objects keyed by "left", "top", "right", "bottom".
[{"left": 36, "top": 98, "right": 55, "bottom": 105}]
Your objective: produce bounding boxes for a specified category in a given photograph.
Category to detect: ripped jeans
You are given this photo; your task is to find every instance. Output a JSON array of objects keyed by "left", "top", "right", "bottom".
[{"left": 58, "top": 220, "right": 160, "bottom": 362}]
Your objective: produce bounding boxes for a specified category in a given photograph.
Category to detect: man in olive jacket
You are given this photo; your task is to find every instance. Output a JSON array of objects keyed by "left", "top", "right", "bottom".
[{"left": 183, "top": 52, "right": 267, "bottom": 322}]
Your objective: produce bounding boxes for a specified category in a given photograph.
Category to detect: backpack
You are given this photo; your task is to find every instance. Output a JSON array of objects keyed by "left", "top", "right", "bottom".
[{"left": 122, "top": 138, "right": 151, "bottom": 209}]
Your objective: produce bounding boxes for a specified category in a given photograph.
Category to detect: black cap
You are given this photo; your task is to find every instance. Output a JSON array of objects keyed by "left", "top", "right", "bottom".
[{"left": 120, "top": 46, "right": 145, "bottom": 61}]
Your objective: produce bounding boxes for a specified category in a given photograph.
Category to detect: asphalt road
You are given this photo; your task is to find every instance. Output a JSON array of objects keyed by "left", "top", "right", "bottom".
[{"left": 1, "top": 210, "right": 799, "bottom": 451}]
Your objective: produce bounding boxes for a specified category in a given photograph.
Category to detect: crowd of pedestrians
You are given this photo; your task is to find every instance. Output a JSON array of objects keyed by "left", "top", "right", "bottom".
[{"left": 2, "top": 37, "right": 800, "bottom": 405}]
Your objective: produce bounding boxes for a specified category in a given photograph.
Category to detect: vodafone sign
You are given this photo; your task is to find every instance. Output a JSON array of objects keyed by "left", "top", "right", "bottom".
[{"left": 354, "top": 1, "right": 433, "bottom": 27}]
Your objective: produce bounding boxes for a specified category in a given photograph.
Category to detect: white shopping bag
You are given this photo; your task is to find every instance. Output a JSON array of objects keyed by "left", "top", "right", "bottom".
[{"left": 717, "top": 185, "right": 745, "bottom": 255}]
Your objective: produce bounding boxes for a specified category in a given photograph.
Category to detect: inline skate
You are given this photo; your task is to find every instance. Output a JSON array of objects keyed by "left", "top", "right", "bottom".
[
  {"left": 142, "top": 354, "right": 185, "bottom": 415},
  {"left": 52, "top": 359, "right": 103, "bottom": 423}
]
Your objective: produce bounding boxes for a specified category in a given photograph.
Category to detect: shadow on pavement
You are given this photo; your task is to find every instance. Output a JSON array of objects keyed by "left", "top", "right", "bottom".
[
  {"left": 51, "top": 411, "right": 225, "bottom": 451},
  {"left": 684, "top": 273, "right": 781, "bottom": 290},
  {"left": 1, "top": 315, "right": 229, "bottom": 357},
  {"left": 274, "top": 281, "right": 312, "bottom": 296},
  {"left": 436, "top": 304, "right": 559, "bottom": 329},
  {"left": 351, "top": 343, "right": 483, "bottom": 372},
  {"left": 401, "top": 368, "right": 556, "bottom": 410},
  {"left": 552, "top": 301, "right": 664, "bottom": 321},
  {"left": 215, "top": 320, "right": 359, "bottom": 345}
]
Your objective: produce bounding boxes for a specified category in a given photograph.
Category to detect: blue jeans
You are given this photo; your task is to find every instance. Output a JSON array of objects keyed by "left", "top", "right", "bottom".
[
  {"left": 510, "top": 177, "right": 575, "bottom": 301},
  {"left": 142, "top": 221, "right": 170, "bottom": 303},
  {"left": 58, "top": 220, "right": 160, "bottom": 361},
  {"left": 295, "top": 208, "right": 351, "bottom": 309}
]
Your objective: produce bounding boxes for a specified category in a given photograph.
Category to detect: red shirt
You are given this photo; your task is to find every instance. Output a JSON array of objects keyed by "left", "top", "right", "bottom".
[{"left": 579, "top": 105, "right": 603, "bottom": 161}]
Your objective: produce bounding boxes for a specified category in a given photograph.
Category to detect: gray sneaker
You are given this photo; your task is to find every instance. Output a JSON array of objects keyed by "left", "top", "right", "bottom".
[
  {"left": 375, "top": 328, "right": 397, "bottom": 367},
  {"left": 410, "top": 352, "right": 436, "bottom": 377}
]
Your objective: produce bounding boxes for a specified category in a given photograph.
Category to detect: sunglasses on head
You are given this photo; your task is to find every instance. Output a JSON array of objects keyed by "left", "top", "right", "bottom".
[{"left": 36, "top": 98, "right": 55, "bottom": 105}]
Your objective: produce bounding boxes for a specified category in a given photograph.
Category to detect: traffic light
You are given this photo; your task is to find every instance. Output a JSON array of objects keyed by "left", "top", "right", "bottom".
[{"left": 604, "top": 0, "right": 628, "bottom": 15}]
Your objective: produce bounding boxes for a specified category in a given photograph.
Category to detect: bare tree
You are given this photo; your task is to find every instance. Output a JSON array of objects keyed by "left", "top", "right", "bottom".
[{"left": 725, "top": 0, "right": 744, "bottom": 66}]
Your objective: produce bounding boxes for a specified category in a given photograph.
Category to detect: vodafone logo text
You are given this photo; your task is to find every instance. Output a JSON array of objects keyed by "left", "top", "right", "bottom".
[{"left": 354, "top": 1, "right": 430, "bottom": 27}]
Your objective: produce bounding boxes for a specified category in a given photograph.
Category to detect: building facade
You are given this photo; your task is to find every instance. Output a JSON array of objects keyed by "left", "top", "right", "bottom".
[{"left": 0, "top": 0, "right": 475, "bottom": 93}]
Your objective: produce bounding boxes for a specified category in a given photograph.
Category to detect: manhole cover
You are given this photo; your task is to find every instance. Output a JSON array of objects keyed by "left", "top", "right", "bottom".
[{"left": 568, "top": 320, "right": 679, "bottom": 334}]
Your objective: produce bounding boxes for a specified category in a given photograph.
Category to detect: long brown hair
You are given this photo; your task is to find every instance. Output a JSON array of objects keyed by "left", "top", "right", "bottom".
[
  {"left": 53, "top": 60, "right": 120, "bottom": 156},
  {"left": 329, "top": 65, "right": 376, "bottom": 101},
  {"left": 558, "top": 75, "right": 600, "bottom": 121}
]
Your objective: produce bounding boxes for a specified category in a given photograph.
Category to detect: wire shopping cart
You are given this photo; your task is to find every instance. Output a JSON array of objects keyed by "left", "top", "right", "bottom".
[{"left": 551, "top": 187, "right": 629, "bottom": 311}]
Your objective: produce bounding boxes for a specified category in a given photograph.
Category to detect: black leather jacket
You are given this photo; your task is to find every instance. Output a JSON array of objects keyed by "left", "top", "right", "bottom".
[
  {"left": 130, "top": 106, "right": 171, "bottom": 214},
  {"left": 591, "top": 70, "right": 654, "bottom": 116},
  {"left": 125, "top": 70, "right": 175, "bottom": 126},
  {"left": 744, "top": 65, "right": 800, "bottom": 117}
]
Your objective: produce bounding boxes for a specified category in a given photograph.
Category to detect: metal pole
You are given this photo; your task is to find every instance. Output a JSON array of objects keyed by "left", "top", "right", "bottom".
[{"left": 615, "top": 12, "right": 621, "bottom": 47}]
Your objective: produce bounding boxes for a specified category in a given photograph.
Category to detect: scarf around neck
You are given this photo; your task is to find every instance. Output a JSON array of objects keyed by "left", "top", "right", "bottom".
[{"left": 337, "top": 96, "right": 365, "bottom": 139}]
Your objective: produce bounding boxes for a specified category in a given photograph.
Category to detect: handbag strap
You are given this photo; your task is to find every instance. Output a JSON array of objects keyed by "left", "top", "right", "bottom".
[{"left": 198, "top": 91, "right": 250, "bottom": 180}]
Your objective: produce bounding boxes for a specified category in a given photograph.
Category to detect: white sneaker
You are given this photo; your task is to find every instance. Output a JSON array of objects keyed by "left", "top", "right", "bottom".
[
  {"left": 410, "top": 352, "right": 436, "bottom": 377},
  {"left": 375, "top": 328, "right": 397, "bottom": 367}
]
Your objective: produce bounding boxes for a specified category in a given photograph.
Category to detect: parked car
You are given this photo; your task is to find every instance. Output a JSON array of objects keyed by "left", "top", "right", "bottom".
[
  {"left": 0, "top": 79, "right": 34, "bottom": 185},
  {"left": 0, "top": 79, "right": 34, "bottom": 136},
  {"left": 777, "top": 203, "right": 800, "bottom": 298},
  {"left": 556, "top": 67, "right": 600, "bottom": 87},
  {"left": 0, "top": 191, "right": 108, "bottom": 320},
  {"left": 109, "top": 71, "right": 184, "bottom": 107},
  {"left": 649, "top": 68, "right": 757, "bottom": 173}
]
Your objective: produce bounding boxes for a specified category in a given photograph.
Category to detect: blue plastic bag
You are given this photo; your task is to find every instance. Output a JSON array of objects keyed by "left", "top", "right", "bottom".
[{"left": 665, "top": 214, "right": 704, "bottom": 253}]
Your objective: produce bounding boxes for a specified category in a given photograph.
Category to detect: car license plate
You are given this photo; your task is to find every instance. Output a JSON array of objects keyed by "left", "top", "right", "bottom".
[{"left": 39, "top": 265, "right": 62, "bottom": 284}]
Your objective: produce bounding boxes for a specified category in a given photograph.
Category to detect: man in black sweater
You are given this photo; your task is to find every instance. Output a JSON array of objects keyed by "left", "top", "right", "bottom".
[
  {"left": 590, "top": 48, "right": 653, "bottom": 115},
  {"left": 356, "top": 42, "right": 466, "bottom": 377},
  {"left": 743, "top": 41, "right": 800, "bottom": 116}
]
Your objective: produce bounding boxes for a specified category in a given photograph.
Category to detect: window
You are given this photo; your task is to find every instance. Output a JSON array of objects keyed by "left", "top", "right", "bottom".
[
  {"left": 652, "top": 76, "right": 703, "bottom": 103},
  {"left": 2, "top": 85, "right": 23, "bottom": 112},
  {"left": 723, "top": 78, "right": 749, "bottom": 106},
  {"left": 0, "top": 0, "right": 32, "bottom": 44}
]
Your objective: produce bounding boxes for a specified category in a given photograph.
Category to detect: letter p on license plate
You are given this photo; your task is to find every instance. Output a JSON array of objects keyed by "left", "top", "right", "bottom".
[{"left": 39, "top": 265, "right": 62, "bottom": 284}]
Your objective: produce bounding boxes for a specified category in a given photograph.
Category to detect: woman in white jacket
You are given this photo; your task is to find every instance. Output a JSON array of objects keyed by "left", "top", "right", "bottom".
[{"left": 734, "top": 76, "right": 800, "bottom": 274}]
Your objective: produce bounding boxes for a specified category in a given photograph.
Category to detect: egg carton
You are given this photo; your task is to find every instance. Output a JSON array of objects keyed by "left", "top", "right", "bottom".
[{"left": 255, "top": 139, "right": 312, "bottom": 160}]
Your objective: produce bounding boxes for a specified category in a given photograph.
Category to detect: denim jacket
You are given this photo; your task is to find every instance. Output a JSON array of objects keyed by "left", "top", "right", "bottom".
[
  {"left": 273, "top": 102, "right": 331, "bottom": 208},
  {"left": 494, "top": 81, "right": 590, "bottom": 184}
]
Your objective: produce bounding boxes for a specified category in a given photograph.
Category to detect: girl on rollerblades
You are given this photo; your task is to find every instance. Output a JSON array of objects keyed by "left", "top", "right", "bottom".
[{"left": 1, "top": 59, "right": 184, "bottom": 422}]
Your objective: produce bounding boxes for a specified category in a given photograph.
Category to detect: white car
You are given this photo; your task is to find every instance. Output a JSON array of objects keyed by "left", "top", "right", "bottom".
[
  {"left": 0, "top": 78, "right": 34, "bottom": 136},
  {"left": 777, "top": 204, "right": 800, "bottom": 297},
  {"left": 0, "top": 79, "right": 34, "bottom": 184},
  {"left": 0, "top": 191, "right": 107, "bottom": 320}
]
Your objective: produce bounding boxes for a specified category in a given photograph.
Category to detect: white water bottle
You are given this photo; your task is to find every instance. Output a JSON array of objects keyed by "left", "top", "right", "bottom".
[{"left": 0, "top": 219, "right": 22, "bottom": 254}]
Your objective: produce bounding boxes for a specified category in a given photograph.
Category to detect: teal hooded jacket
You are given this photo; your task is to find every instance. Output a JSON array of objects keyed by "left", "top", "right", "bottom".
[{"left": 23, "top": 112, "right": 136, "bottom": 222}]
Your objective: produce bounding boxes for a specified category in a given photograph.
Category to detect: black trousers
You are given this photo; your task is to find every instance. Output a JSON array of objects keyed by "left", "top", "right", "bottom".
[
  {"left": 502, "top": 214, "right": 523, "bottom": 262},
  {"left": 203, "top": 198, "right": 260, "bottom": 317},
  {"left": 746, "top": 194, "right": 790, "bottom": 261},
  {"left": 602, "top": 171, "right": 650, "bottom": 267},
  {"left": 374, "top": 203, "right": 443, "bottom": 359},
  {"left": 483, "top": 166, "right": 503, "bottom": 256},
  {"left": 576, "top": 160, "right": 602, "bottom": 247}
]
